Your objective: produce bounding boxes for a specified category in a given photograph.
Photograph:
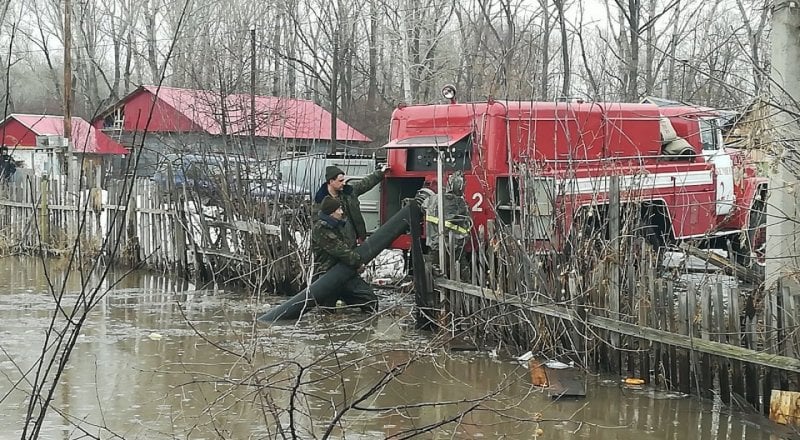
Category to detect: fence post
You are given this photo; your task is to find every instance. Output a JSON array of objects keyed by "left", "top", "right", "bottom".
[
  {"left": 567, "top": 272, "right": 581, "bottom": 348},
  {"left": 781, "top": 281, "right": 796, "bottom": 359},
  {"left": 39, "top": 176, "right": 49, "bottom": 248},
  {"left": 124, "top": 178, "right": 139, "bottom": 264},
  {"left": 714, "top": 283, "right": 731, "bottom": 404},
  {"left": 677, "top": 283, "right": 691, "bottom": 394},
  {"left": 608, "top": 175, "right": 621, "bottom": 374},
  {"left": 729, "top": 286, "right": 746, "bottom": 404},
  {"left": 700, "top": 284, "right": 713, "bottom": 399}
]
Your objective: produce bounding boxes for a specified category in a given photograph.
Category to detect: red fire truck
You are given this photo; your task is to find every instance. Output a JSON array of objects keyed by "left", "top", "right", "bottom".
[{"left": 379, "top": 86, "right": 767, "bottom": 267}]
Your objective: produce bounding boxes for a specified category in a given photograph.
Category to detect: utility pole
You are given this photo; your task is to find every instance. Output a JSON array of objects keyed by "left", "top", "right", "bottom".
[
  {"left": 766, "top": 0, "right": 800, "bottom": 287},
  {"left": 62, "top": 0, "right": 80, "bottom": 239},
  {"left": 63, "top": 0, "right": 72, "bottom": 174},
  {"left": 329, "top": 25, "right": 339, "bottom": 154},
  {"left": 250, "top": 25, "right": 257, "bottom": 157},
  {"left": 436, "top": 149, "right": 445, "bottom": 272}
]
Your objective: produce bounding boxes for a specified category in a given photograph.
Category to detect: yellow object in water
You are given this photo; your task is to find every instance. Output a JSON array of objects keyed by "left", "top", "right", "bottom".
[{"left": 623, "top": 378, "right": 645, "bottom": 385}]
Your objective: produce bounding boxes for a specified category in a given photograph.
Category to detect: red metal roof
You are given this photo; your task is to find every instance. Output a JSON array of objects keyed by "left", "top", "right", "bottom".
[
  {"left": 127, "top": 85, "right": 370, "bottom": 142},
  {"left": 4, "top": 114, "right": 128, "bottom": 155}
]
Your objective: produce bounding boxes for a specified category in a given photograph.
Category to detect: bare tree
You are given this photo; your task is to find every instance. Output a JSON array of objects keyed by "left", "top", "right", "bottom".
[
  {"left": 74, "top": 0, "right": 104, "bottom": 113},
  {"left": 539, "top": 0, "right": 552, "bottom": 99},
  {"left": 614, "top": 0, "right": 642, "bottom": 101},
  {"left": 573, "top": 3, "right": 600, "bottom": 99},
  {"left": 735, "top": 0, "right": 770, "bottom": 96},
  {"left": 144, "top": 0, "right": 161, "bottom": 83},
  {"left": 96, "top": 0, "right": 142, "bottom": 100},
  {"left": 17, "top": 0, "right": 64, "bottom": 106},
  {"left": 553, "top": 0, "right": 570, "bottom": 98},
  {"left": 0, "top": 2, "right": 18, "bottom": 113},
  {"left": 642, "top": 0, "right": 657, "bottom": 95},
  {"left": 0, "top": 0, "right": 779, "bottom": 130},
  {"left": 365, "top": 0, "right": 379, "bottom": 110}
]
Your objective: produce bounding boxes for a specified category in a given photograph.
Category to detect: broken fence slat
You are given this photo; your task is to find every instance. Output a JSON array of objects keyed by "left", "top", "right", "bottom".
[{"left": 679, "top": 243, "right": 763, "bottom": 284}]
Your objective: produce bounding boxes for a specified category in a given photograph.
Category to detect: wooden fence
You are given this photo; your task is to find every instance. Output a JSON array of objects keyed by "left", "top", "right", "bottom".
[
  {"left": 430, "top": 199, "right": 799, "bottom": 418},
  {"left": 437, "top": 270, "right": 800, "bottom": 411},
  {"left": 0, "top": 172, "right": 303, "bottom": 293}
]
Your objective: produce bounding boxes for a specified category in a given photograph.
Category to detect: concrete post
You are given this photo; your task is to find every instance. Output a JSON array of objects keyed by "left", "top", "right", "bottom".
[{"left": 766, "top": 0, "right": 800, "bottom": 287}]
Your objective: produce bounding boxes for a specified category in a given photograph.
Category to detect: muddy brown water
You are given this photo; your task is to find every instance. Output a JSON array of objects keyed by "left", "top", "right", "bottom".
[{"left": 0, "top": 256, "right": 795, "bottom": 439}]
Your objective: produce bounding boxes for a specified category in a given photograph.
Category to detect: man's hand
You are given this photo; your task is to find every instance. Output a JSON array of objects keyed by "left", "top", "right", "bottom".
[
  {"left": 414, "top": 187, "right": 434, "bottom": 206},
  {"left": 357, "top": 264, "right": 366, "bottom": 274},
  {"left": 377, "top": 163, "right": 390, "bottom": 173}
]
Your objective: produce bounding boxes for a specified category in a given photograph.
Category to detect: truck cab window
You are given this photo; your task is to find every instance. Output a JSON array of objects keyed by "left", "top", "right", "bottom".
[{"left": 699, "top": 119, "right": 719, "bottom": 151}]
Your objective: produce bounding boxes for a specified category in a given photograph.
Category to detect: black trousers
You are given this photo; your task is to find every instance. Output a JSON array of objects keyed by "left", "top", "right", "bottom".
[{"left": 315, "top": 274, "right": 378, "bottom": 313}]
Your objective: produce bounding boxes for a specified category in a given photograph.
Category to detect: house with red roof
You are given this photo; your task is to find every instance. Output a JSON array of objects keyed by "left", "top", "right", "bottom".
[
  {"left": 0, "top": 114, "right": 128, "bottom": 177},
  {"left": 92, "top": 85, "right": 372, "bottom": 176}
]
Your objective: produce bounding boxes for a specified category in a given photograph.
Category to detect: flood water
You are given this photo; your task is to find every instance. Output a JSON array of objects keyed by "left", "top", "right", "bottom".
[{"left": 0, "top": 256, "right": 796, "bottom": 439}]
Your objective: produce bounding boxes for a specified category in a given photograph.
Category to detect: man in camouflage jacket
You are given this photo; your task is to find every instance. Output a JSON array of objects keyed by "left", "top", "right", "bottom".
[
  {"left": 313, "top": 164, "right": 387, "bottom": 248},
  {"left": 311, "top": 196, "right": 378, "bottom": 313}
]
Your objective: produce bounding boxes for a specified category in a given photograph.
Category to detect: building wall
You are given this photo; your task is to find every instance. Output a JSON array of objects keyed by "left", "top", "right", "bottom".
[
  {"left": 1, "top": 119, "right": 39, "bottom": 148},
  {"left": 119, "top": 91, "right": 198, "bottom": 132},
  {"left": 95, "top": 88, "right": 372, "bottom": 171},
  {"left": 5, "top": 148, "right": 60, "bottom": 175},
  {"left": 2, "top": 119, "right": 58, "bottom": 175}
]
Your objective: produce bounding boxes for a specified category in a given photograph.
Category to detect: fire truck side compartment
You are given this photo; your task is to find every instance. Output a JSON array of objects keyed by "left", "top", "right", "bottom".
[{"left": 495, "top": 175, "right": 555, "bottom": 240}]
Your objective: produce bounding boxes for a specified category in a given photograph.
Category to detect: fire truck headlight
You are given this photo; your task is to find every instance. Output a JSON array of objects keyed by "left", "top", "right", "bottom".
[{"left": 441, "top": 84, "right": 457, "bottom": 101}]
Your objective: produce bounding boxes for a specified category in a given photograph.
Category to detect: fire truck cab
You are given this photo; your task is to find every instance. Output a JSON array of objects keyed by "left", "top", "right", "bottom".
[{"left": 379, "top": 87, "right": 767, "bottom": 267}]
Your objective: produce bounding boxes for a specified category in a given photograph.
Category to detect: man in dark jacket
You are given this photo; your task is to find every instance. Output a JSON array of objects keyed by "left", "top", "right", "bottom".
[
  {"left": 0, "top": 147, "right": 16, "bottom": 180},
  {"left": 423, "top": 171, "right": 471, "bottom": 254},
  {"left": 313, "top": 164, "right": 387, "bottom": 248},
  {"left": 422, "top": 171, "right": 472, "bottom": 277},
  {"left": 311, "top": 196, "right": 378, "bottom": 313}
]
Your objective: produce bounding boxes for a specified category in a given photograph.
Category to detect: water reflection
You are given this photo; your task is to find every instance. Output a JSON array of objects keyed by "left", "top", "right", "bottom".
[{"left": 0, "top": 256, "right": 794, "bottom": 439}]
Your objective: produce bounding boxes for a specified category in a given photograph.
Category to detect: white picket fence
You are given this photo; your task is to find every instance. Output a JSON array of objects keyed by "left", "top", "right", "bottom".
[{"left": 0, "top": 172, "right": 227, "bottom": 270}]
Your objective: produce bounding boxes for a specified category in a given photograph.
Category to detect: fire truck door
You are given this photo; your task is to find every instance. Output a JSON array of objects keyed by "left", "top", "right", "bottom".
[
  {"left": 345, "top": 176, "right": 381, "bottom": 233},
  {"left": 700, "top": 119, "right": 735, "bottom": 216}
]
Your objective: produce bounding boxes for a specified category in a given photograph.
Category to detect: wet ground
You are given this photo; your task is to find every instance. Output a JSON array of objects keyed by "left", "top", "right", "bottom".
[{"left": 0, "top": 256, "right": 796, "bottom": 439}]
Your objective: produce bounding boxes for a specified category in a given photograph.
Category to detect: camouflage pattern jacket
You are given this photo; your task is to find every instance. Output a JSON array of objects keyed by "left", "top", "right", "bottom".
[
  {"left": 311, "top": 212, "right": 363, "bottom": 277},
  {"left": 313, "top": 169, "right": 385, "bottom": 247}
]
